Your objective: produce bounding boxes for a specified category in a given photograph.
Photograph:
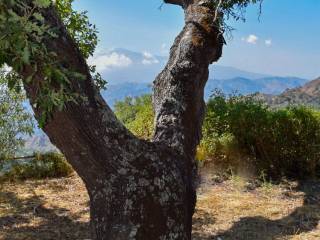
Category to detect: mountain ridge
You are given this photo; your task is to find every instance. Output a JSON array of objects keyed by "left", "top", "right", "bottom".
[
  {"left": 102, "top": 76, "right": 307, "bottom": 106},
  {"left": 259, "top": 77, "right": 320, "bottom": 108},
  {"left": 90, "top": 48, "right": 274, "bottom": 84}
]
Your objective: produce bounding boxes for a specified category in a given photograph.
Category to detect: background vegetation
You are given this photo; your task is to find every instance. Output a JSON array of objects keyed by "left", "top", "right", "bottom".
[
  {"left": 1, "top": 90, "right": 320, "bottom": 182},
  {"left": 0, "top": 152, "right": 73, "bottom": 182},
  {"left": 115, "top": 93, "right": 320, "bottom": 180},
  {"left": 200, "top": 91, "right": 320, "bottom": 180},
  {"left": 0, "top": 69, "right": 33, "bottom": 161},
  {"left": 114, "top": 94, "right": 154, "bottom": 139}
]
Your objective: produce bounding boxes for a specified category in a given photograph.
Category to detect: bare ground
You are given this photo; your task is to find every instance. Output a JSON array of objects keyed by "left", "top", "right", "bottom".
[{"left": 0, "top": 172, "right": 320, "bottom": 240}]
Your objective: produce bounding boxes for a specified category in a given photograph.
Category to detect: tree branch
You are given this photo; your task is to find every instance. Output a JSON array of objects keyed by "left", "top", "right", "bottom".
[
  {"left": 153, "top": 0, "right": 224, "bottom": 158},
  {"left": 14, "top": 3, "right": 142, "bottom": 184},
  {"left": 163, "top": 0, "right": 184, "bottom": 6}
]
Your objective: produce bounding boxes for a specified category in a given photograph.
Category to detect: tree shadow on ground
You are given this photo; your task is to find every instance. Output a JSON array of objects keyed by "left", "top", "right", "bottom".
[
  {"left": 1, "top": 179, "right": 319, "bottom": 239},
  {"left": 192, "top": 208, "right": 217, "bottom": 239},
  {"left": 211, "top": 180, "right": 320, "bottom": 240},
  {"left": 0, "top": 190, "right": 90, "bottom": 240}
]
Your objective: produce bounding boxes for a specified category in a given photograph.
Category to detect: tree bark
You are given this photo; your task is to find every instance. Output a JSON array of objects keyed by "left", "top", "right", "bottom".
[{"left": 12, "top": 0, "right": 224, "bottom": 239}]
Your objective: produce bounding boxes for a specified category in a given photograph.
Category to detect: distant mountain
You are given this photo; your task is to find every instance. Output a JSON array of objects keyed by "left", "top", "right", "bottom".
[
  {"left": 208, "top": 65, "right": 270, "bottom": 80},
  {"left": 102, "top": 76, "right": 307, "bottom": 105},
  {"left": 205, "top": 76, "right": 307, "bottom": 97},
  {"left": 259, "top": 77, "right": 320, "bottom": 108},
  {"left": 90, "top": 48, "right": 272, "bottom": 84},
  {"left": 95, "top": 49, "right": 306, "bottom": 101},
  {"left": 102, "top": 82, "right": 152, "bottom": 107},
  {"left": 18, "top": 133, "right": 58, "bottom": 156}
]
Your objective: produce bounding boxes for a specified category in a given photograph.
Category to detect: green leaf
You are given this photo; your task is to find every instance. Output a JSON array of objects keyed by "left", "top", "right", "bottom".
[
  {"left": 22, "top": 45, "right": 30, "bottom": 64},
  {"left": 26, "top": 75, "right": 33, "bottom": 83},
  {"left": 33, "top": 0, "right": 51, "bottom": 8},
  {"left": 33, "top": 12, "right": 45, "bottom": 22}
]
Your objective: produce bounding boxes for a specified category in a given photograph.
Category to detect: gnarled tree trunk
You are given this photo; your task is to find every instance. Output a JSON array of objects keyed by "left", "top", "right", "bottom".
[{"left": 16, "top": 0, "right": 224, "bottom": 239}]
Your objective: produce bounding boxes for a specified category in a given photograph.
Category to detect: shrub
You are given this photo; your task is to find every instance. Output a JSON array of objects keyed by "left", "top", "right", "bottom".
[
  {"left": 113, "top": 92, "right": 320, "bottom": 180},
  {"left": 115, "top": 94, "right": 154, "bottom": 139},
  {"left": 202, "top": 92, "right": 320, "bottom": 180},
  {"left": 0, "top": 152, "right": 73, "bottom": 181}
]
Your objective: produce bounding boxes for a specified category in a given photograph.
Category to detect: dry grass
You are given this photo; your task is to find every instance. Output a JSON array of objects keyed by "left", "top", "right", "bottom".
[
  {"left": 0, "top": 174, "right": 90, "bottom": 240},
  {"left": 0, "top": 172, "right": 320, "bottom": 240},
  {"left": 193, "top": 170, "right": 320, "bottom": 240}
]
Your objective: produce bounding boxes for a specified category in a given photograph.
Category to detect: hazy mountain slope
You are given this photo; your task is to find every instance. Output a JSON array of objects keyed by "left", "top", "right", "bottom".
[
  {"left": 101, "top": 76, "right": 307, "bottom": 105},
  {"left": 261, "top": 77, "right": 320, "bottom": 107},
  {"left": 91, "top": 48, "right": 272, "bottom": 84},
  {"left": 208, "top": 65, "right": 270, "bottom": 80},
  {"left": 18, "top": 133, "right": 58, "bottom": 156},
  {"left": 102, "top": 82, "right": 152, "bottom": 107},
  {"left": 205, "top": 76, "right": 307, "bottom": 96},
  {"left": 95, "top": 49, "right": 306, "bottom": 101}
]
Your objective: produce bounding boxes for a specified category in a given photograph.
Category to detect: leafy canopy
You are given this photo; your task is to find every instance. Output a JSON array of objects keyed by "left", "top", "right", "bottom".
[
  {"left": 213, "top": 0, "right": 263, "bottom": 20},
  {"left": 0, "top": 69, "right": 34, "bottom": 160},
  {"left": 204, "top": 0, "right": 264, "bottom": 36},
  {"left": 0, "top": 0, "right": 105, "bottom": 126}
]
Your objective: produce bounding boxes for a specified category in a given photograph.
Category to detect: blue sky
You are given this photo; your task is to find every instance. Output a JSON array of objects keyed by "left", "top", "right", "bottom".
[{"left": 74, "top": 0, "right": 320, "bottom": 79}]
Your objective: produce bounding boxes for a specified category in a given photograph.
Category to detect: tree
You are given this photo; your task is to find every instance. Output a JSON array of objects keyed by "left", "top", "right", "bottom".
[
  {"left": 0, "top": 68, "right": 33, "bottom": 160},
  {"left": 0, "top": 0, "right": 262, "bottom": 239}
]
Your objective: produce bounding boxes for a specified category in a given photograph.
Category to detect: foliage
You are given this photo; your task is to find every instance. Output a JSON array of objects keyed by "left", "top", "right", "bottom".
[
  {"left": 114, "top": 95, "right": 155, "bottom": 140},
  {"left": 203, "top": 0, "right": 264, "bottom": 36},
  {"left": 55, "top": 0, "right": 106, "bottom": 90},
  {"left": 0, "top": 0, "right": 104, "bottom": 127},
  {"left": 0, "top": 152, "right": 73, "bottom": 181},
  {"left": 213, "top": 0, "right": 263, "bottom": 20},
  {"left": 113, "top": 92, "right": 320, "bottom": 180},
  {"left": 201, "top": 92, "right": 320, "bottom": 179},
  {"left": 56, "top": 0, "right": 96, "bottom": 59},
  {"left": 0, "top": 68, "right": 33, "bottom": 160},
  {"left": 0, "top": 0, "right": 74, "bottom": 126}
]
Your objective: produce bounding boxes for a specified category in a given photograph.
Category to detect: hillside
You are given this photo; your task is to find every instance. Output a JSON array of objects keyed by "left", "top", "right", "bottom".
[
  {"left": 102, "top": 76, "right": 307, "bottom": 106},
  {"left": 102, "top": 82, "right": 152, "bottom": 107},
  {"left": 260, "top": 77, "right": 320, "bottom": 108},
  {"left": 19, "top": 134, "right": 58, "bottom": 155},
  {"left": 98, "top": 49, "right": 307, "bottom": 104},
  {"left": 205, "top": 76, "right": 306, "bottom": 96},
  {"left": 90, "top": 48, "right": 271, "bottom": 85}
]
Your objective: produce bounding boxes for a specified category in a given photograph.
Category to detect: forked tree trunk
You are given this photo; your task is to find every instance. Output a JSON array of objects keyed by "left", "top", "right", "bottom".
[{"left": 15, "top": 0, "right": 224, "bottom": 239}]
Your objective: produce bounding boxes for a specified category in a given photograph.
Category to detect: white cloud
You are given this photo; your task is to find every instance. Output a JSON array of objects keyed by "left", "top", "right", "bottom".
[
  {"left": 243, "top": 34, "right": 259, "bottom": 44},
  {"left": 143, "top": 51, "right": 153, "bottom": 59},
  {"left": 88, "top": 52, "right": 132, "bottom": 72},
  {"left": 265, "top": 39, "right": 272, "bottom": 46},
  {"left": 142, "top": 59, "right": 155, "bottom": 65},
  {"left": 142, "top": 51, "right": 159, "bottom": 65}
]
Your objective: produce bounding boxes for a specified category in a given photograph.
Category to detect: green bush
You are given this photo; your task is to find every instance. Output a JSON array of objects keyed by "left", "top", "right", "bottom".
[
  {"left": 0, "top": 152, "right": 73, "bottom": 181},
  {"left": 115, "top": 94, "right": 154, "bottom": 139},
  {"left": 113, "top": 92, "right": 320, "bottom": 180},
  {"left": 201, "top": 92, "right": 320, "bottom": 180}
]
